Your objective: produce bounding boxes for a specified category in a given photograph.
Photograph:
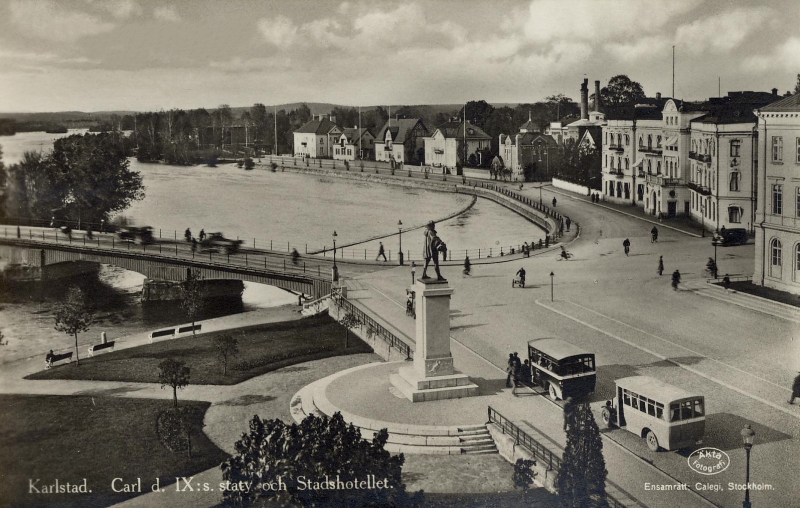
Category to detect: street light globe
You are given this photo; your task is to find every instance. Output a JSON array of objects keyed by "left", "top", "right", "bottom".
[
  {"left": 741, "top": 424, "right": 756, "bottom": 449},
  {"left": 398, "top": 220, "right": 403, "bottom": 227}
]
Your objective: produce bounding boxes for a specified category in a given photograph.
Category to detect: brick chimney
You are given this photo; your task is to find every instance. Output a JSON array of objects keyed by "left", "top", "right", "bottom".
[
  {"left": 594, "top": 80, "right": 601, "bottom": 112},
  {"left": 656, "top": 92, "right": 661, "bottom": 100},
  {"left": 580, "top": 78, "right": 589, "bottom": 120},
  {"left": 772, "top": 88, "right": 778, "bottom": 96}
]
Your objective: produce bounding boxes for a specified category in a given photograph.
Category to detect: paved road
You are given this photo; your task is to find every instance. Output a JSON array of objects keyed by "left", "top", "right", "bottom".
[{"left": 358, "top": 184, "right": 799, "bottom": 508}]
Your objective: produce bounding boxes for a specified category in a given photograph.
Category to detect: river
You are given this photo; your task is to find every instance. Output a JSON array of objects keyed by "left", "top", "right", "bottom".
[{"left": 0, "top": 131, "right": 543, "bottom": 362}]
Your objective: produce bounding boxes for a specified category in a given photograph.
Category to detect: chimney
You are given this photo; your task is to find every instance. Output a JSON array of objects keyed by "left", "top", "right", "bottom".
[
  {"left": 329, "top": 115, "right": 336, "bottom": 123},
  {"left": 656, "top": 92, "right": 661, "bottom": 100},
  {"left": 594, "top": 80, "right": 601, "bottom": 112},
  {"left": 580, "top": 78, "right": 589, "bottom": 120},
  {"left": 772, "top": 88, "right": 778, "bottom": 96}
]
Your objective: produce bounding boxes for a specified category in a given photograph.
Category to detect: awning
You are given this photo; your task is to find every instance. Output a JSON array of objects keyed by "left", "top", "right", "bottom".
[
  {"left": 632, "top": 159, "right": 644, "bottom": 169},
  {"left": 665, "top": 136, "right": 678, "bottom": 146}
]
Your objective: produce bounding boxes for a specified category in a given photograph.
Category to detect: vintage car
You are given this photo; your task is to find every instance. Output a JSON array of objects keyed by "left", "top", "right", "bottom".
[
  {"left": 200, "top": 232, "right": 243, "bottom": 255},
  {"left": 118, "top": 226, "right": 154, "bottom": 245}
]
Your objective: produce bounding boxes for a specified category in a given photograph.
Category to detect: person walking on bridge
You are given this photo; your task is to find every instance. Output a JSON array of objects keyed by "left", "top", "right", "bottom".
[
  {"left": 376, "top": 242, "right": 387, "bottom": 262},
  {"left": 184, "top": 228, "right": 192, "bottom": 242},
  {"left": 199, "top": 229, "right": 206, "bottom": 242}
]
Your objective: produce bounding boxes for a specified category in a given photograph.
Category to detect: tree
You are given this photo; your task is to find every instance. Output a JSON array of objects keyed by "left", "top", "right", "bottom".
[
  {"left": 513, "top": 458, "right": 537, "bottom": 497},
  {"left": 213, "top": 334, "right": 239, "bottom": 376},
  {"left": 794, "top": 74, "right": 800, "bottom": 95},
  {"left": 220, "top": 412, "right": 409, "bottom": 508},
  {"left": 179, "top": 269, "right": 205, "bottom": 336},
  {"left": 339, "top": 312, "right": 360, "bottom": 349},
  {"left": 556, "top": 401, "right": 610, "bottom": 508},
  {"left": 54, "top": 286, "right": 92, "bottom": 366},
  {"left": 458, "top": 100, "right": 495, "bottom": 130},
  {"left": 158, "top": 358, "right": 190, "bottom": 408},
  {"left": 593, "top": 75, "right": 645, "bottom": 107}
]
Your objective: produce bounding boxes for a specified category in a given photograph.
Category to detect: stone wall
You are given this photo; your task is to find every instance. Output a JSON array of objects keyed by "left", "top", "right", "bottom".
[
  {"left": 488, "top": 423, "right": 558, "bottom": 494},
  {"left": 552, "top": 177, "right": 591, "bottom": 197}
]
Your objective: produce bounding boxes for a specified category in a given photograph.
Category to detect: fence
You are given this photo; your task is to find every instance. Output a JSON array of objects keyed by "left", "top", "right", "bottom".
[
  {"left": 487, "top": 406, "right": 628, "bottom": 508},
  {"left": 333, "top": 291, "right": 413, "bottom": 361}
]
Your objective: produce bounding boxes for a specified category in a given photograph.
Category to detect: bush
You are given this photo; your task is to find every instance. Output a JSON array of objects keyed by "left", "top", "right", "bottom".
[
  {"left": 244, "top": 157, "right": 255, "bottom": 170},
  {"left": 157, "top": 406, "right": 202, "bottom": 455},
  {"left": 270, "top": 162, "right": 278, "bottom": 172}
]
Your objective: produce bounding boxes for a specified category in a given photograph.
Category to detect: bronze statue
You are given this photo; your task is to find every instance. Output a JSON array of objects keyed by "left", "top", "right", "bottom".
[{"left": 422, "top": 221, "right": 446, "bottom": 281}]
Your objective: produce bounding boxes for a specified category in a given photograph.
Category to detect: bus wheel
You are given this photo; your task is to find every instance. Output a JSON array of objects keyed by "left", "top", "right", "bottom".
[
  {"left": 548, "top": 383, "right": 560, "bottom": 401},
  {"left": 601, "top": 407, "right": 612, "bottom": 427},
  {"left": 645, "top": 430, "right": 660, "bottom": 452}
]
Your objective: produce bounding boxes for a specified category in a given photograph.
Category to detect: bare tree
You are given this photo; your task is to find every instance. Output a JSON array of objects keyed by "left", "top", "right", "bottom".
[{"left": 213, "top": 334, "right": 239, "bottom": 376}]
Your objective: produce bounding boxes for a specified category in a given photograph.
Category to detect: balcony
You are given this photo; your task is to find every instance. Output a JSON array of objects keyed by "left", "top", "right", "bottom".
[
  {"left": 641, "top": 147, "right": 662, "bottom": 156},
  {"left": 698, "top": 153, "right": 711, "bottom": 163},
  {"left": 687, "top": 182, "right": 712, "bottom": 196},
  {"left": 645, "top": 173, "right": 683, "bottom": 187},
  {"left": 606, "top": 170, "right": 625, "bottom": 178},
  {"left": 608, "top": 144, "right": 624, "bottom": 152},
  {"left": 689, "top": 151, "right": 697, "bottom": 160}
]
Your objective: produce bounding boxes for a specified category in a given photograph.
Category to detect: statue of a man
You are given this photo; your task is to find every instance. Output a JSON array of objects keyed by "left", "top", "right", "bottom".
[{"left": 422, "top": 221, "right": 445, "bottom": 281}]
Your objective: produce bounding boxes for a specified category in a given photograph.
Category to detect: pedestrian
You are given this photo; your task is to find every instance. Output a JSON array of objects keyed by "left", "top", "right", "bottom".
[
  {"left": 651, "top": 226, "right": 658, "bottom": 243},
  {"left": 658, "top": 256, "right": 664, "bottom": 276},
  {"left": 16, "top": 225, "right": 21, "bottom": 238},
  {"left": 722, "top": 274, "right": 731, "bottom": 291},
  {"left": 552, "top": 197, "right": 557, "bottom": 207},
  {"left": 672, "top": 269, "right": 681, "bottom": 291},
  {"left": 505, "top": 354, "right": 514, "bottom": 388},
  {"left": 511, "top": 361, "right": 520, "bottom": 396},
  {"left": 376, "top": 242, "right": 387, "bottom": 262},
  {"left": 199, "top": 229, "right": 206, "bottom": 242},
  {"left": 566, "top": 217, "right": 571, "bottom": 232},
  {"left": 623, "top": 238, "right": 631, "bottom": 256},
  {"left": 789, "top": 372, "right": 800, "bottom": 404},
  {"left": 184, "top": 228, "right": 192, "bottom": 242},
  {"left": 411, "top": 261, "right": 416, "bottom": 284},
  {"left": 463, "top": 256, "right": 471, "bottom": 276},
  {"left": 516, "top": 266, "right": 526, "bottom": 286},
  {"left": 706, "top": 257, "right": 718, "bottom": 278},
  {"left": 559, "top": 221, "right": 564, "bottom": 235},
  {"left": 522, "top": 359, "right": 531, "bottom": 385}
]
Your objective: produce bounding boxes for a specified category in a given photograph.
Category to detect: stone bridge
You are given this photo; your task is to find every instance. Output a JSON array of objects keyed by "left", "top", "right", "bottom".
[{"left": 0, "top": 239, "right": 332, "bottom": 298}]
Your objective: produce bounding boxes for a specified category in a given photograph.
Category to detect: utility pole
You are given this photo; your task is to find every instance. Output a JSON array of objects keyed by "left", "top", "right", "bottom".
[
  {"left": 463, "top": 102, "right": 467, "bottom": 167},
  {"left": 274, "top": 106, "right": 278, "bottom": 155},
  {"left": 358, "top": 106, "right": 362, "bottom": 159},
  {"left": 672, "top": 46, "right": 675, "bottom": 98}
]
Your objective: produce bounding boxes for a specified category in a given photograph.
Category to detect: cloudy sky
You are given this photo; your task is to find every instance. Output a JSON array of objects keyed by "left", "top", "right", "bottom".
[{"left": 0, "top": 0, "right": 798, "bottom": 112}]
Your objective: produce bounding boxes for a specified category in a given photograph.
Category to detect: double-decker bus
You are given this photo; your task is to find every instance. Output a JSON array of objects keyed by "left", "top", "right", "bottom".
[
  {"left": 527, "top": 338, "right": 596, "bottom": 401},
  {"left": 601, "top": 376, "right": 705, "bottom": 451}
]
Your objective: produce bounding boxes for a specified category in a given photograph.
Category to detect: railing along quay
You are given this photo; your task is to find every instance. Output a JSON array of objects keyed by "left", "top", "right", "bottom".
[
  {"left": 487, "top": 406, "right": 629, "bottom": 508},
  {"left": 333, "top": 291, "right": 413, "bottom": 361}
]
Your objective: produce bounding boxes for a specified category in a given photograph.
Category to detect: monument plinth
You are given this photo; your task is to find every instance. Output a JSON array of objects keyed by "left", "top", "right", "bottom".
[{"left": 390, "top": 278, "right": 479, "bottom": 402}]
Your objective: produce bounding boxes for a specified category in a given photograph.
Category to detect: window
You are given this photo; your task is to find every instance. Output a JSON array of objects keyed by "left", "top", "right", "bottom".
[
  {"left": 796, "top": 244, "right": 800, "bottom": 272},
  {"left": 647, "top": 135, "right": 652, "bottom": 150},
  {"left": 657, "top": 136, "right": 662, "bottom": 148},
  {"left": 797, "top": 138, "right": 800, "bottom": 164},
  {"left": 772, "top": 238, "right": 782, "bottom": 267},
  {"left": 731, "top": 139, "right": 741, "bottom": 158},
  {"left": 625, "top": 135, "right": 630, "bottom": 146},
  {"left": 730, "top": 171, "right": 740, "bottom": 192},
  {"left": 772, "top": 136, "right": 783, "bottom": 162},
  {"left": 729, "top": 207, "right": 741, "bottom": 223},
  {"left": 773, "top": 184, "right": 783, "bottom": 215}
]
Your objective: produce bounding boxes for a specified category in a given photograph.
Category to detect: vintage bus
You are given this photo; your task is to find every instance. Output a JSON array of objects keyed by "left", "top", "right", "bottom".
[
  {"left": 527, "top": 338, "right": 596, "bottom": 401},
  {"left": 601, "top": 376, "right": 705, "bottom": 452}
]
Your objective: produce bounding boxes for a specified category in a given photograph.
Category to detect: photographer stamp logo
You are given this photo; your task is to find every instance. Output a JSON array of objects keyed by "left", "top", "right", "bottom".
[{"left": 688, "top": 447, "right": 730, "bottom": 475}]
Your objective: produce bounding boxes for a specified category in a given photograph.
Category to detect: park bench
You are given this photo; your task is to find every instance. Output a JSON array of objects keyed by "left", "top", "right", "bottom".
[
  {"left": 87, "top": 341, "right": 115, "bottom": 357},
  {"left": 46, "top": 351, "right": 73, "bottom": 369},
  {"left": 149, "top": 328, "right": 175, "bottom": 343},
  {"left": 177, "top": 324, "right": 201, "bottom": 335}
]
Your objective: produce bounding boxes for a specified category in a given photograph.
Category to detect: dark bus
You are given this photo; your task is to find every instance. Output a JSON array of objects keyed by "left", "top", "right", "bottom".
[{"left": 527, "top": 338, "right": 596, "bottom": 401}]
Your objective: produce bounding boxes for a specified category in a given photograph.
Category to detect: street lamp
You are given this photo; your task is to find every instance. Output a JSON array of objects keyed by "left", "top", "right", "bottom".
[
  {"left": 712, "top": 235, "right": 719, "bottom": 279},
  {"left": 398, "top": 220, "right": 404, "bottom": 266},
  {"left": 741, "top": 424, "right": 756, "bottom": 508},
  {"left": 550, "top": 271, "right": 554, "bottom": 302},
  {"left": 700, "top": 201, "right": 706, "bottom": 238},
  {"left": 332, "top": 231, "right": 339, "bottom": 282}
]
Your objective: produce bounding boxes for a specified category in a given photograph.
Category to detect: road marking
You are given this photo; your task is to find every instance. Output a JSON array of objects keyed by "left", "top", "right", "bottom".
[{"left": 536, "top": 299, "right": 800, "bottom": 420}]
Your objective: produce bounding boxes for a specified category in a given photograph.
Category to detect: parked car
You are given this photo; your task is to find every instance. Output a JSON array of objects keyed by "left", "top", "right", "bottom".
[
  {"left": 118, "top": 226, "right": 154, "bottom": 245},
  {"left": 712, "top": 228, "right": 748, "bottom": 246},
  {"left": 200, "top": 232, "right": 243, "bottom": 255}
]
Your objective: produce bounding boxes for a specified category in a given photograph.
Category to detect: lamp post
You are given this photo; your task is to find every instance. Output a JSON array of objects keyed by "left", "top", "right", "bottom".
[
  {"left": 712, "top": 235, "right": 719, "bottom": 279},
  {"left": 741, "top": 424, "right": 756, "bottom": 508},
  {"left": 700, "top": 201, "right": 706, "bottom": 238},
  {"left": 398, "top": 220, "right": 404, "bottom": 266},
  {"left": 332, "top": 231, "right": 339, "bottom": 282},
  {"left": 550, "top": 272, "right": 554, "bottom": 302}
]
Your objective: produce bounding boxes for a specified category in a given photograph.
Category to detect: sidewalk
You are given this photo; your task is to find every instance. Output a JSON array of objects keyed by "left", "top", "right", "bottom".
[{"left": 342, "top": 277, "right": 716, "bottom": 508}]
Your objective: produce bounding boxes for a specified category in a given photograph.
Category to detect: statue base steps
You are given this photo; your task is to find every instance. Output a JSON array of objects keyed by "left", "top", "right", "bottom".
[{"left": 390, "top": 364, "right": 479, "bottom": 402}]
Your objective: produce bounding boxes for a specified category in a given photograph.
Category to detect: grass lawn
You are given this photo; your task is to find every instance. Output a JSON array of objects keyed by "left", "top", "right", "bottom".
[
  {"left": 27, "top": 314, "right": 372, "bottom": 385},
  {"left": 0, "top": 394, "right": 228, "bottom": 508}
]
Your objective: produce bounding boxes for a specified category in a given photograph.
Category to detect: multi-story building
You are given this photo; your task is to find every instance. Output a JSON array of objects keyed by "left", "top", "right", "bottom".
[
  {"left": 375, "top": 118, "right": 429, "bottom": 165},
  {"left": 601, "top": 96, "right": 668, "bottom": 205},
  {"left": 293, "top": 115, "right": 342, "bottom": 158},
  {"left": 333, "top": 127, "right": 375, "bottom": 161},
  {"left": 424, "top": 120, "right": 492, "bottom": 169},
  {"left": 753, "top": 92, "right": 800, "bottom": 294},
  {"left": 498, "top": 114, "right": 558, "bottom": 180},
  {"left": 687, "top": 91, "right": 777, "bottom": 233}
]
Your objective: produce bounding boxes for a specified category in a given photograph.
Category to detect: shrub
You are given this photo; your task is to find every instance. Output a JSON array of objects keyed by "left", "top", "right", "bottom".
[{"left": 244, "top": 157, "right": 255, "bottom": 170}]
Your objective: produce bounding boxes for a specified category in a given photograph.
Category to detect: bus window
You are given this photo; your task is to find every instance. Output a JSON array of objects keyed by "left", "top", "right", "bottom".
[
  {"left": 655, "top": 403, "right": 664, "bottom": 420},
  {"left": 693, "top": 399, "right": 704, "bottom": 417},
  {"left": 622, "top": 390, "right": 631, "bottom": 406},
  {"left": 681, "top": 401, "right": 694, "bottom": 420},
  {"left": 670, "top": 403, "right": 680, "bottom": 422},
  {"left": 647, "top": 399, "right": 656, "bottom": 417}
]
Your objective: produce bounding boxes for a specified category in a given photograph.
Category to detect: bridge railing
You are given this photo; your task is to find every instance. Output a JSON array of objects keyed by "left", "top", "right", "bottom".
[
  {"left": 487, "top": 406, "right": 629, "bottom": 508},
  {"left": 332, "top": 290, "right": 413, "bottom": 360}
]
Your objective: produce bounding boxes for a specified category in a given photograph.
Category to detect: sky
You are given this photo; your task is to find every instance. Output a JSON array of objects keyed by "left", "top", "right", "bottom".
[{"left": 0, "top": 0, "right": 798, "bottom": 113}]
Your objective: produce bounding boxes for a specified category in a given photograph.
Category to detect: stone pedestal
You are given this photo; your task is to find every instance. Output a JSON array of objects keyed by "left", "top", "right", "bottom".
[{"left": 390, "top": 278, "right": 478, "bottom": 402}]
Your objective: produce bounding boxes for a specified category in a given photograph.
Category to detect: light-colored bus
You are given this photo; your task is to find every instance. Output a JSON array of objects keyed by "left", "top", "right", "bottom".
[
  {"left": 601, "top": 376, "right": 705, "bottom": 451},
  {"left": 527, "top": 338, "right": 596, "bottom": 401}
]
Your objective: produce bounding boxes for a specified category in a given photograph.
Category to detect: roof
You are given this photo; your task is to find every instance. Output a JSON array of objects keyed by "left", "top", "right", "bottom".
[
  {"left": 615, "top": 376, "right": 701, "bottom": 402},
  {"left": 519, "top": 119, "right": 537, "bottom": 131},
  {"left": 527, "top": 338, "right": 593, "bottom": 361},
  {"left": 376, "top": 118, "right": 427, "bottom": 144},
  {"left": 435, "top": 120, "right": 491, "bottom": 140},
  {"left": 295, "top": 118, "right": 339, "bottom": 135},
  {"left": 605, "top": 97, "right": 670, "bottom": 121},
  {"left": 519, "top": 132, "right": 557, "bottom": 146},
  {"left": 341, "top": 127, "right": 373, "bottom": 143},
  {"left": 694, "top": 92, "right": 779, "bottom": 124},
  {"left": 760, "top": 92, "right": 800, "bottom": 112}
]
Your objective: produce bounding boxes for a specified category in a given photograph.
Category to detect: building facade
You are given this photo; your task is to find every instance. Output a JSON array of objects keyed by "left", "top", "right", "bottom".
[
  {"left": 498, "top": 115, "right": 557, "bottom": 180},
  {"left": 333, "top": 128, "right": 375, "bottom": 161},
  {"left": 424, "top": 120, "right": 491, "bottom": 169},
  {"left": 753, "top": 92, "right": 800, "bottom": 294},
  {"left": 293, "top": 116, "right": 342, "bottom": 158},
  {"left": 374, "top": 118, "right": 429, "bottom": 165}
]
